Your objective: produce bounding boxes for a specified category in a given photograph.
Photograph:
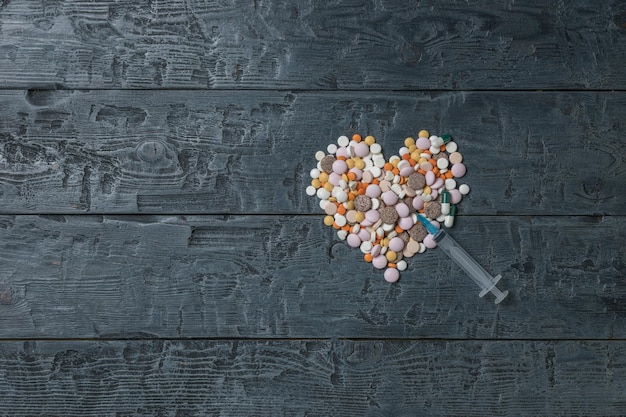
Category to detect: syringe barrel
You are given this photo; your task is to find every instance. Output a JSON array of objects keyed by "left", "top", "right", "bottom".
[{"left": 433, "top": 230, "right": 497, "bottom": 293}]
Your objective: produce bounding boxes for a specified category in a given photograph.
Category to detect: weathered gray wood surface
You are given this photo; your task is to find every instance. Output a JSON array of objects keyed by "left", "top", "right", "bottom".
[
  {"left": 2, "top": 0, "right": 625, "bottom": 415},
  {"left": 0, "top": 215, "right": 623, "bottom": 339},
  {"left": 0, "top": 90, "right": 624, "bottom": 215},
  {"left": 1, "top": 339, "right": 625, "bottom": 417},
  {"left": 0, "top": 0, "right": 625, "bottom": 89}
]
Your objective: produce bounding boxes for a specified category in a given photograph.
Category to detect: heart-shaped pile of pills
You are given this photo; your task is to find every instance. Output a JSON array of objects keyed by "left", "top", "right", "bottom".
[{"left": 305, "top": 131, "right": 470, "bottom": 283}]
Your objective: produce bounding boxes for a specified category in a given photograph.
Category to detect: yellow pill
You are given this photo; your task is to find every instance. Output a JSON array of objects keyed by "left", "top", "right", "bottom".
[
  {"left": 364, "top": 135, "right": 376, "bottom": 146},
  {"left": 411, "top": 151, "right": 421, "bottom": 161},
  {"left": 418, "top": 157, "right": 427, "bottom": 165},
  {"left": 354, "top": 159, "right": 365, "bottom": 170},
  {"left": 311, "top": 179, "right": 321, "bottom": 188},
  {"left": 404, "top": 137, "right": 415, "bottom": 147},
  {"left": 345, "top": 200, "right": 355, "bottom": 210},
  {"left": 391, "top": 159, "right": 400, "bottom": 168},
  {"left": 324, "top": 182, "right": 334, "bottom": 192},
  {"left": 408, "top": 144, "right": 417, "bottom": 153},
  {"left": 323, "top": 215, "right": 334, "bottom": 226},
  {"left": 423, "top": 186, "right": 431, "bottom": 194},
  {"left": 318, "top": 172, "right": 329, "bottom": 183},
  {"left": 382, "top": 237, "right": 390, "bottom": 247},
  {"left": 418, "top": 130, "right": 429, "bottom": 138},
  {"left": 342, "top": 173, "right": 349, "bottom": 182},
  {"left": 355, "top": 212, "right": 365, "bottom": 223},
  {"left": 386, "top": 251, "right": 397, "bottom": 262},
  {"left": 346, "top": 159, "right": 355, "bottom": 169}
]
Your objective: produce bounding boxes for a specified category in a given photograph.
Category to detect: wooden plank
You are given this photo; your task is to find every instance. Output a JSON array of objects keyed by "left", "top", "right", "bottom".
[
  {"left": 0, "top": 0, "right": 625, "bottom": 89},
  {"left": 0, "top": 214, "right": 624, "bottom": 339},
  {"left": 0, "top": 90, "right": 624, "bottom": 215},
  {"left": 0, "top": 339, "right": 625, "bottom": 416}
]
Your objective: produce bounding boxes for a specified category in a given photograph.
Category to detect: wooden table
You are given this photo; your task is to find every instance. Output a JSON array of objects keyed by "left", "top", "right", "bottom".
[{"left": 1, "top": 1, "right": 625, "bottom": 415}]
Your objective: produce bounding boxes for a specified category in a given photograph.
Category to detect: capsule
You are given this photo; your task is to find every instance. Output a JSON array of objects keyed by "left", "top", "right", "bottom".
[
  {"left": 441, "top": 191, "right": 451, "bottom": 215},
  {"left": 441, "top": 134, "right": 452, "bottom": 144},
  {"left": 444, "top": 204, "right": 456, "bottom": 228}
]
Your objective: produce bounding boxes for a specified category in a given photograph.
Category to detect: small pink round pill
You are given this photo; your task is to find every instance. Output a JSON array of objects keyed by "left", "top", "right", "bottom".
[
  {"left": 371, "top": 244, "right": 381, "bottom": 257},
  {"left": 346, "top": 233, "right": 361, "bottom": 248},
  {"left": 451, "top": 162, "right": 466, "bottom": 177},
  {"left": 365, "top": 209, "right": 380, "bottom": 222},
  {"left": 398, "top": 216, "right": 414, "bottom": 231},
  {"left": 399, "top": 166, "right": 414, "bottom": 177},
  {"left": 431, "top": 178, "right": 444, "bottom": 190},
  {"left": 384, "top": 268, "right": 400, "bottom": 283},
  {"left": 389, "top": 237, "right": 405, "bottom": 252},
  {"left": 354, "top": 142, "right": 370, "bottom": 157},
  {"left": 425, "top": 171, "right": 435, "bottom": 185},
  {"left": 416, "top": 137, "right": 430, "bottom": 150},
  {"left": 349, "top": 168, "right": 362, "bottom": 180},
  {"left": 423, "top": 234, "right": 438, "bottom": 248},
  {"left": 328, "top": 172, "right": 341, "bottom": 186},
  {"left": 395, "top": 202, "right": 409, "bottom": 218},
  {"left": 412, "top": 196, "right": 424, "bottom": 210},
  {"left": 332, "top": 160, "right": 348, "bottom": 175},
  {"left": 335, "top": 147, "right": 349, "bottom": 159},
  {"left": 449, "top": 189, "right": 462, "bottom": 204},
  {"left": 366, "top": 184, "right": 381, "bottom": 198},
  {"left": 373, "top": 255, "right": 388, "bottom": 269},
  {"left": 382, "top": 191, "right": 398, "bottom": 206}
]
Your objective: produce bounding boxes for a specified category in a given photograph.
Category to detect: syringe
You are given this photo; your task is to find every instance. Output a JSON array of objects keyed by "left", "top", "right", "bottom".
[{"left": 417, "top": 214, "right": 509, "bottom": 304}]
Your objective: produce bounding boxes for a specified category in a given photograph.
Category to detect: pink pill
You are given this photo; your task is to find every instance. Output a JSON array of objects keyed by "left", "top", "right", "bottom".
[
  {"left": 354, "top": 142, "right": 370, "bottom": 157},
  {"left": 399, "top": 166, "right": 414, "bottom": 177},
  {"left": 431, "top": 178, "right": 444, "bottom": 190},
  {"left": 398, "top": 216, "right": 414, "bottom": 231},
  {"left": 328, "top": 172, "right": 341, "bottom": 186},
  {"left": 332, "top": 160, "right": 348, "bottom": 174},
  {"left": 451, "top": 162, "right": 466, "bottom": 177},
  {"left": 384, "top": 268, "right": 400, "bottom": 283},
  {"left": 336, "top": 146, "right": 349, "bottom": 158},
  {"left": 423, "top": 234, "right": 438, "bottom": 249},
  {"left": 425, "top": 171, "right": 435, "bottom": 186},
  {"left": 373, "top": 255, "right": 388, "bottom": 269},
  {"left": 371, "top": 244, "right": 381, "bottom": 257},
  {"left": 412, "top": 196, "right": 424, "bottom": 210},
  {"left": 395, "top": 202, "right": 410, "bottom": 218},
  {"left": 366, "top": 184, "right": 381, "bottom": 198},
  {"left": 358, "top": 228, "right": 371, "bottom": 242},
  {"left": 365, "top": 209, "right": 380, "bottom": 222},
  {"left": 431, "top": 189, "right": 438, "bottom": 199},
  {"left": 382, "top": 191, "right": 398, "bottom": 206},
  {"left": 416, "top": 137, "right": 430, "bottom": 150},
  {"left": 346, "top": 233, "right": 361, "bottom": 248},
  {"left": 449, "top": 189, "right": 462, "bottom": 204},
  {"left": 360, "top": 219, "right": 373, "bottom": 227},
  {"left": 348, "top": 168, "right": 362, "bottom": 180},
  {"left": 389, "top": 237, "right": 405, "bottom": 252}
]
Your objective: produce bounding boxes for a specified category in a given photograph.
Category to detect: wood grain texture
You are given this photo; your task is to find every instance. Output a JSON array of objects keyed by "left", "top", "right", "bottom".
[
  {"left": 1, "top": 339, "right": 625, "bottom": 416},
  {"left": 0, "top": 90, "right": 624, "bottom": 215},
  {"left": 1, "top": 0, "right": 625, "bottom": 89},
  {"left": 0, "top": 215, "right": 624, "bottom": 339}
]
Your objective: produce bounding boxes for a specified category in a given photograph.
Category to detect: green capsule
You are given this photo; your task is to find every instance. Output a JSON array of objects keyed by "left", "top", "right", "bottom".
[
  {"left": 441, "top": 134, "right": 452, "bottom": 144},
  {"left": 441, "top": 191, "right": 450, "bottom": 215}
]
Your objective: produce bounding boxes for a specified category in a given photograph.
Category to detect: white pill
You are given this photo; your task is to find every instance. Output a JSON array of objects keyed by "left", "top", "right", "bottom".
[
  {"left": 399, "top": 146, "right": 409, "bottom": 156},
  {"left": 429, "top": 146, "right": 440, "bottom": 155},
  {"left": 384, "top": 170, "right": 395, "bottom": 181},
  {"left": 327, "top": 144, "right": 337, "bottom": 154},
  {"left": 337, "top": 230, "right": 348, "bottom": 240},
  {"left": 445, "top": 141, "right": 458, "bottom": 153},
  {"left": 365, "top": 158, "right": 374, "bottom": 169},
  {"left": 373, "top": 155, "right": 386, "bottom": 168},
  {"left": 315, "top": 151, "right": 326, "bottom": 161},
  {"left": 418, "top": 243, "right": 426, "bottom": 253},
  {"left": 370, "top": 143, "right": 382, "bottom": 154},
  {"left": 360, "top": 241, "right": 373, "bottom": 253},
  {"left": 436, "top": 214, "right": 446, "bottom": 222},
  {"left": 459, "top": 184, "right": 470, "bottom": 195},
  {"left": 335, "top": 190, "right": 348, "bottom": 203},
  {"left": 396, "top": 260, "right": 408, "bottom": 271},
  {"left": 337, "top": 135, "right": 349, "bottom": 147},
  {"left": 310, "top": 168, "right": 320, "bottom": 179},
  {"left": 319, "top": 199, "right": 329, "bottom": 210},
  {"left": 334, "top": 214, "right": 347, "bottom": 227},
  {"left": 371, "top": 198, "right": 380, "bottom": 210},
  {"left": 445, "top": 179, "right": 457, "bottom": 190},
  {"left": 353, "top": 224, "right": 360, "bottom": 233},
  {"left": 317, "top": 188, "right": 330, "bottom": 200},
  {"left": 370, "top": 166, "right": 382, "bottom": 178},
  {"left": 376, "top": 227, "right": 384, "bottom": 237},
  {"left": 436, "top": 158, "right": 449, "bottom": 169},
  {"left": 306, "top": 186, "right": 317, "bottom": 196},
  {"left": 382, "top": 223, "right": 395, "bottom": 232}
]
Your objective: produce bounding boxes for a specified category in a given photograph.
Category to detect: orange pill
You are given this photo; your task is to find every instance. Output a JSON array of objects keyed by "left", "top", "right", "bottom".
[
  {"left": 352, "top": 134, "right": 362, "bottom": 142},
  {"left": 364, "top": 253, "right": 373, "bottom": 262}
]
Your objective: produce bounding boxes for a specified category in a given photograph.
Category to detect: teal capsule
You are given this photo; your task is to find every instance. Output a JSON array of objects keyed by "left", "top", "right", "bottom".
[
  {"left": 441, "top": 191, "right": 450, "bottom": 215},
  {"left": 444, "top": 204, "right": 456, "bottom": 228},
  {"left": 441, "top": 134, "right": 452, "bottom": 144}
]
